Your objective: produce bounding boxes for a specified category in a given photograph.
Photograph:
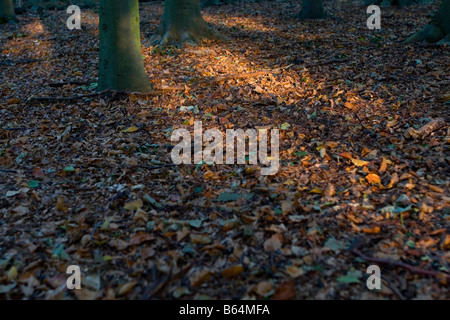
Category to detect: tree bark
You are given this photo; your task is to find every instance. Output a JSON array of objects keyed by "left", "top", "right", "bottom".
[
  {"left": 298, "top": 0, "right": 326, "bottom": 19},
  {"left": 364, "top": 0, "right": 425, "bottom": 6},
  {"left": 98, "top": 0, "right": 151, "bottom": 93},
  {"left": 0, "top": 0, "right": 17, "bottom": 23},
  {"left": 151, "top": 0, "right": 220, "bottom": 47},
  {"left": 405, "top": 0, "right": 450, "bottom": 44}
]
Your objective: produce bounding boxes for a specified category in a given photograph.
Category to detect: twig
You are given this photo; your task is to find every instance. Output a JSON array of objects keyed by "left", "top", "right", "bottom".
[
  {"left": 137, "top": 164, "right": 178, "bottom": 170},
  {"left": 0, "top": 59, "right": 42, "bottom": 66},
  {"left": 0, "top": 168, "right": 17, "bottom": 173},
  {"left": 352, "top": 249, "right": 450, "bottom": 282},
  {"left": 382, "top": 277, "right": 406, "bottom": 300},
  {"left": 48, "top": 81, "right": 90, "bottom": 87}
]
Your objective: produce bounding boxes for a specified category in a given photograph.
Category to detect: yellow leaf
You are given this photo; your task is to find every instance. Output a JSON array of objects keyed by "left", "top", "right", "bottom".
[
  {"left": 286, "top": 266, "right": 305, "bottom": 278},
  {"left": 56, "top": 197, "right": 67, "bottom": 212},
  {"left": 203, "top": 171, "right": 215, "bottom": 180},
  {"left": 124, "top": 198, "right": 143, "bottom": 211},
  {"left": 351, "top": 158, "right": 369, "bottom": 167},
  {"left": 129, "top": 93, "right": 137, "bottom": 102},
  {"left": 7, "top": 98, "right": 20, "bottom": 105},
  {"left": 221, "top": 265, "right": 244, "bottom": 279},
  {"left": 118, "top": 281, "right": 137, "bottom": 296},
  {"left": 309, "top": 188, "right": 323, "bottom": 194},
  {"left": 7, "top": 266, "right": 18, "bottom": 280},
  {"left": 121, "top": 126, "right": 139, "bottom": 133}
]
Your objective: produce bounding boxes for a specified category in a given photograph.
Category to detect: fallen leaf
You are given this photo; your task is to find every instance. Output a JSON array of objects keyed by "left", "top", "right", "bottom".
[
  {"left": 221, "top": 265, "right": 244, "bottom": 278},
  {"left": 272, "top": 281, "right": 296, "bottom": 300}
]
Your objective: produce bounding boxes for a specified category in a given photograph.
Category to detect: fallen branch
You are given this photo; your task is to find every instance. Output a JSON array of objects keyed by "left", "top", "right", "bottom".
[
  {"left": 352, "top": 249, "right": 450, "bottom": 282},
  {"left": 404, "top": 118, "right": 446, "bottom": 139},
  {"left": 27, "top": 89, "right": 158, "bottom": 102}
]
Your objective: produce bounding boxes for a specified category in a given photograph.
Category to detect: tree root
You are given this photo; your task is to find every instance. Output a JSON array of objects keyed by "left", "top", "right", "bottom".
[
  {"left": 150, "top": 27, "right": 221, "bottom": 48},
  {"left": 405, "top": 23, "right": 448, "bottom": 44}
]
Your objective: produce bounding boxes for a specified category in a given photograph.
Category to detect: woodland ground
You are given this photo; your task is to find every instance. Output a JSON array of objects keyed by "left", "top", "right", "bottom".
[{"left": 0, "top": 0, "right": 449, "bottom": 300}]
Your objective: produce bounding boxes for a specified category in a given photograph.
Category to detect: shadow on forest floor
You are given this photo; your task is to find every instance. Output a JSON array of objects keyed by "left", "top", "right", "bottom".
[{"left": 0, "top": 0, "right": 449, "bottom": 300}]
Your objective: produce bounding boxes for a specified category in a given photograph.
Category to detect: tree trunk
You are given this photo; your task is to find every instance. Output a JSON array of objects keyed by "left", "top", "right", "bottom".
[
  {"left": 98, "top": 0, "right": 151, "bottom": 93},
  {"left": 405, "top": 0, "right": 450, "bottom": 44},
  {"left": 0, "top": 0, "right": 17, "bottom": 23},
  {"left": 298, "top": 0, "right": 326, "bottom": 19},
  {"left": 151, "top": 0, "right": 219, "bottom": 47},
  {"left": 364, "top": 0, "right": 426, "bottom": 6}
]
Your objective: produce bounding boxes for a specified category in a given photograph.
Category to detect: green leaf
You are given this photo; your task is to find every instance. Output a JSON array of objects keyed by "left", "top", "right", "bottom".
[
  {"left": 406, "top": 240, "right": 415, "bottom": 248},
  {"left": 293, "top": 151, "right": 309, "bottom": 157},
  {"left": 337, "top": 270, "right": 362, "bottom": 284},
  {"left": 280, "top": 122, "right": 291, "bottom": 130},
  {"left": 188, "top": 219, "right": 202, "bottom": 228},
  {"left": 63, "top": 166, "right": 75, "bottom": 172},
  {"left": 28, "top": 180, "right": 40, "bottom": 188}
]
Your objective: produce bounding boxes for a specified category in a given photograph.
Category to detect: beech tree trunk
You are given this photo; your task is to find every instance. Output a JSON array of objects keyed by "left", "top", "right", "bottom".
[
  {"left": 151, "top": 0, "right": 219, "bottom": 47},
  {"left": 0, "top": 0, "right": 17, "bottom": 23},
  {"left": 364, "top": 0, "right": 426, "bottom": 6},
  {"left": 98, "top": 0, "right": 151, "bottom": 92},
  {"left": 298, "top": 0, "right": 326, "bottom": 19},
  {"left": 405, "top": 0, "right": 450, "bottom": 44}
]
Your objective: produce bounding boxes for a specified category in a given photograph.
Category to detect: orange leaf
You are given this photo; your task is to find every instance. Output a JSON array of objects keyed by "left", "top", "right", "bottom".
[
  {"left": 340, "top": 152, "right": 353, "bottom": 160},
  {"left": 366, "top": 173, "right": 381, "bottom": 184},
  {"left": 362, "top": 226, "right": 380, "bottom": 234}
]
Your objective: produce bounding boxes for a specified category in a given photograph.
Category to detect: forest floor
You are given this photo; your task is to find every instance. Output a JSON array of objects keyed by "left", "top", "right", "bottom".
[{"left": 0, "top": 0, "right": 449, "bottom": 300}]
